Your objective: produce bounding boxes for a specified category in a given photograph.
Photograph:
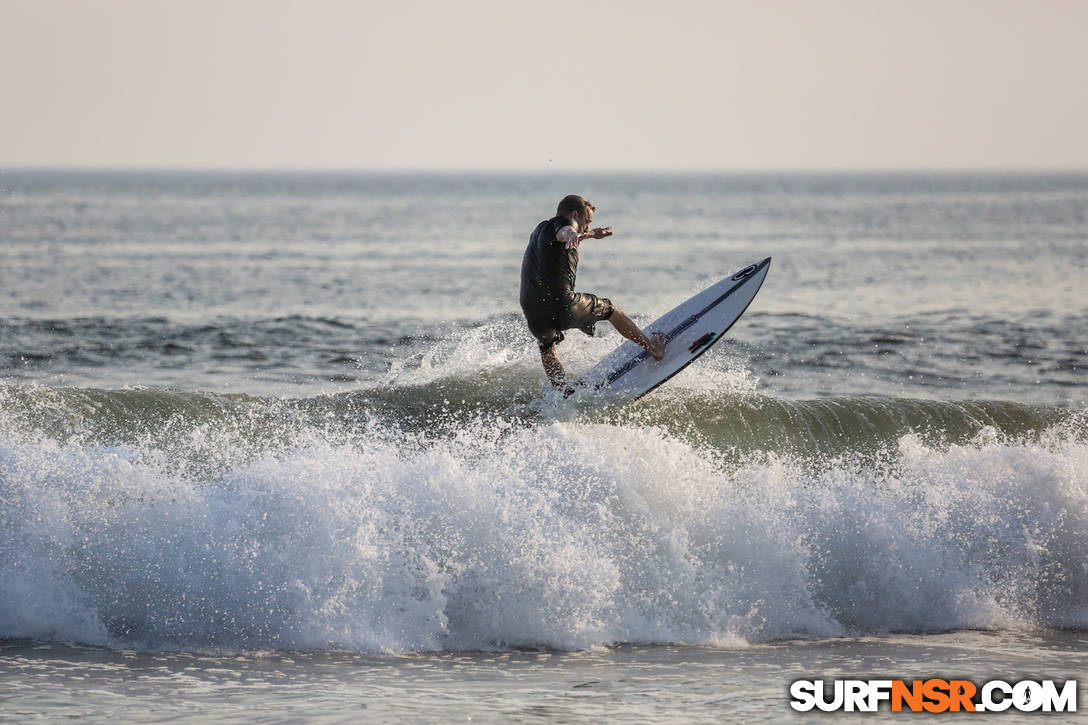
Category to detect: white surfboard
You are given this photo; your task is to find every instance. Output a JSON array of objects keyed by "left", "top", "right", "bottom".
[{"left": 574, "top": 257, "right": 771, "bottom": 401}]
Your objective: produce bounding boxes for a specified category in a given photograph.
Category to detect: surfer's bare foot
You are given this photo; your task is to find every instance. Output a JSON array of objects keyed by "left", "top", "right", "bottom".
[
  {"left": 608, "top": 307, "right": 666, "bottom": 361},
  {"left": 647, "top": 330, "right": 666, "bottom": 361}
]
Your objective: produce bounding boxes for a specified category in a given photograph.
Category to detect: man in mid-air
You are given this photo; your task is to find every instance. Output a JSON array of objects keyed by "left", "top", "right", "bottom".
[{"left": 520, "top": 194, "right": 665, "bottom": 389}]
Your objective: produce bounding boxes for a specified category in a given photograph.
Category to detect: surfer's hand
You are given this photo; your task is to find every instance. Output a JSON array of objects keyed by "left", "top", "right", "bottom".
[{"left": 585, "top": 226, "right": 613, "bottom": 240}]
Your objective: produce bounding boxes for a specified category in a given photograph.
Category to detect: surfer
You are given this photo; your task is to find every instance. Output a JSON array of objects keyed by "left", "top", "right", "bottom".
[{"left": 520, "top": 195, "right": 665, "bottom": 389}]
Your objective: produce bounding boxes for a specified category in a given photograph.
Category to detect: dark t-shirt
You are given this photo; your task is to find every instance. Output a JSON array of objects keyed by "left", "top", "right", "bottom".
[{"left": 520, "top": 215, "right": 577, "bottom": 312}]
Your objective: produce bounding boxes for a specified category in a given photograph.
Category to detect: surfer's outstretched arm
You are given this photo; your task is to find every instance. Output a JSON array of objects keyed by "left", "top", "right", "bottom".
[
  {"left": 609, "top": 307, "right": 666, "bottom": 361},
  {"left": 540, "top": 344, "right": 566, "bottom": 388}
]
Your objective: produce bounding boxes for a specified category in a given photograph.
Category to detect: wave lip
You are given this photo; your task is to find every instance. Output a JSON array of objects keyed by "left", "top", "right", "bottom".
[{"left": 2, "top": 381, "right": 1079, "bottom": 465}]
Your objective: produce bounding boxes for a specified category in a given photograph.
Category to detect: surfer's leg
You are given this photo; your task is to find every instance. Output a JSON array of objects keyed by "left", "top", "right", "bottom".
[
  {"left": 525, "top": 312, "right": 568, "bottom": 387},
  {"left": 539, "top": 343, "right": 566, "bottom": 388},
  {"left": 608, "top": 307, "right": 666, "bottom": 360}
]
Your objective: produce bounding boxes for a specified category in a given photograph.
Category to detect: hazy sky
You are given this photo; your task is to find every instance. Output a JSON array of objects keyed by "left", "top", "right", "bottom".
[{"left": 2, "top": 0, "right": 1086, "bottom": 170}]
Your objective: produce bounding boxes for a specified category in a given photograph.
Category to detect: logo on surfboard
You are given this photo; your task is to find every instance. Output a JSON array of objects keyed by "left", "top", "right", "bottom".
[
  {"left": 688, "top": 332, "right": 716, "bottom": 354},
  {"left": 731, "top": 264, "right": 759, "bottom": 281}
]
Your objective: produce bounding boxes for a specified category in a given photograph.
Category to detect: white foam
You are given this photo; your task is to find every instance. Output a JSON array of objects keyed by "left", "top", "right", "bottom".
[
  {"left": 384, "top": 318, "right": 535, "bottom": 388},
  {"left": 383, "top": 315, "right": 760, "bottom": 399},
  {"left": 1, "top": 420, "right": 1085, "bottom": 653}
]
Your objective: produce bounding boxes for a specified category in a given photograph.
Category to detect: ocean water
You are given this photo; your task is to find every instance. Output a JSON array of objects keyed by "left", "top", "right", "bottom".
[{"left": 0, "top": 170, "right": 1086, "bottom": 721}]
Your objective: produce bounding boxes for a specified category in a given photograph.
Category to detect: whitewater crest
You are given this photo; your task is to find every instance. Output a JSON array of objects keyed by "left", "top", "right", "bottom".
[{"left": 1, "top": 386, "right": 1085, "bottom": 653}]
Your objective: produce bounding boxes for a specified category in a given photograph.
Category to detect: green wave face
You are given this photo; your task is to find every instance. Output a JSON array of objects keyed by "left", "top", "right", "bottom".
[{"left": 2, "top": 381, "right": 1078, "bottom": 457}]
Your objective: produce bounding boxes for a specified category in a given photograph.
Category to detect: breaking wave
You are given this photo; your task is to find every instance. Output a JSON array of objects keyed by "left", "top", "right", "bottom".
[{"left": 0, "top": 378, "right": 1085, "bottom": 653}]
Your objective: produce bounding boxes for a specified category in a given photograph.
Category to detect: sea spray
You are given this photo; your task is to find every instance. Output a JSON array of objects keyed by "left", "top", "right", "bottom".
[{"left": 1, "top": 390, "right": 1085, "bottom": 653}]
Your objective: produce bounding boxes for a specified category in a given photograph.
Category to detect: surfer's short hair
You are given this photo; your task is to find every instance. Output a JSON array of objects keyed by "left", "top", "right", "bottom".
[{"left": 557, "top": 195, "right": 595, "bottom": 216}]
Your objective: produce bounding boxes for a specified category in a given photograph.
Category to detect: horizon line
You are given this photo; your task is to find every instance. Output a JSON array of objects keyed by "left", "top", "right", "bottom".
[{"left": 5, "top": 164, "right": 1088, "bottom": 176}]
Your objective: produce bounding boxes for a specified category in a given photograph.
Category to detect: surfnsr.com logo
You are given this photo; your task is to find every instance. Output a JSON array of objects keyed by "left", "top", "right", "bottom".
[{"left": 789, "top": 679, "right": 1077, "bottom": 713}]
